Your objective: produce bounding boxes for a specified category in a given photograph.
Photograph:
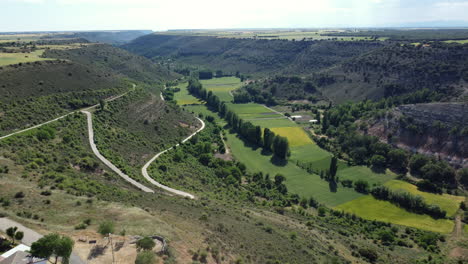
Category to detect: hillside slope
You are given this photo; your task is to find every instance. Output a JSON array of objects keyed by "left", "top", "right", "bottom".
[
  {"left": 365, "top": 102, "right": 468, "bottom": 167},
  {"left": 44, "top": 44, "right": 178, "bottom": 84},
  {"left": 0, "top": 60, "right": 128, "bottom": 135},
  {"left": 123, "top": 34, "right": 383, "bottom": 76},
  {"left": 316, "top": 43, "right": 468, "bottom": 103}
]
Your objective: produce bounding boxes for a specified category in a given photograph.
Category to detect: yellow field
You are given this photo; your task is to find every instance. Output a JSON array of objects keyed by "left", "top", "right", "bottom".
[
  {"left": 0, "top": 50, "right": 54, "bottom": 66},
  {"left": 270, "top": 127, "right": 313, "bottom": 147},
  {"left": 336, "top": 196, "right": 454, "bottom": 233},
  {"left": 385, "top": 180, "right": 465, "bottom": 217}
]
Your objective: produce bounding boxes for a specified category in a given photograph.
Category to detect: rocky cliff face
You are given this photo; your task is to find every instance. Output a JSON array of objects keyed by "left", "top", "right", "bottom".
[{"left": 366, "top": 102, "right": 468, "bottom": 167}]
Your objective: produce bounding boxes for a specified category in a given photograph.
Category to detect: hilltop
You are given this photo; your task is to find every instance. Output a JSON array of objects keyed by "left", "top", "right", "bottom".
[{"left": 44, "top": 44, "right": 178, "bottom": 84}]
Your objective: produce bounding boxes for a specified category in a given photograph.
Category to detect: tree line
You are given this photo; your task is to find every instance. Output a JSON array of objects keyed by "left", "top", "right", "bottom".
[{"left": 187, "top": 78, "right": 290, "bottom": 160}]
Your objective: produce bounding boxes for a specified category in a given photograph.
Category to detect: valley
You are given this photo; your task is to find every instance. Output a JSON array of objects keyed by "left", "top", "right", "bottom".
[{"left": 0, "top": 27, "right": 467, "bottom": 264}]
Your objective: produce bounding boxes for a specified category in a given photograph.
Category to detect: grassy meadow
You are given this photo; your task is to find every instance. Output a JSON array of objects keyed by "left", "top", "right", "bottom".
[
  {"left": 336, "top": 196, "right": 455, "bottom": 233},
  {"left": 0, "top": 50, "right": 53, "bottom": 66}
]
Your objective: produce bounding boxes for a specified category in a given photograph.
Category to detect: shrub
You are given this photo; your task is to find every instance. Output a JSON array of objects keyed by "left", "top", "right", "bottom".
[
  {"left": 354, "top": 180, "right": 369, "bottom": 194},
  {"left": 136, "top": 237, "right": 155, "bottom": 251},
  {"left": 14, "top": 192, "right": 25, "bottom": 199},
  {"left": 358, "top": 248, "right": 378, "bottom": 263}
]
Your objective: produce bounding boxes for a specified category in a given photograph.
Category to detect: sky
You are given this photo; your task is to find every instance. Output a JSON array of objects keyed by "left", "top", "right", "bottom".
[{"left": 1, "top": 0, "right": 468, "bottom": 32}]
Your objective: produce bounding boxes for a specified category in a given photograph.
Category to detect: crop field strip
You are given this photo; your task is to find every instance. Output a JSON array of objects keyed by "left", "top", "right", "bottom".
[{"left": 335, "top": 196, "right": 455, "bottom": 233}]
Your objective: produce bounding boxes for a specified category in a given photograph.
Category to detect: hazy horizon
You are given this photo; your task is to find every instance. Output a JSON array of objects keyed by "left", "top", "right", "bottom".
[{"left": 2, "top": 0, "right": 468, "bottom": 32}]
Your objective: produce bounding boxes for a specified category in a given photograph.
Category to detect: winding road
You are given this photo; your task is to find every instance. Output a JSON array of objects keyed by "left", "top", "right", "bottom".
[
  {"left": 82, "top": 110, "right": 155, "bottom": 193},
  {"left": 0, "top": 84, "right": 135, "bottom": 141},
  {"left": 141, "top": 117, "right": 205, "bottom": 199}
]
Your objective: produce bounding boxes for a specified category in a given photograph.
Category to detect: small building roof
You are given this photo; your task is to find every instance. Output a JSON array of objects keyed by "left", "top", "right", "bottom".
[{"left": 1, "top": 245, "right": 30, "bottom": 259}]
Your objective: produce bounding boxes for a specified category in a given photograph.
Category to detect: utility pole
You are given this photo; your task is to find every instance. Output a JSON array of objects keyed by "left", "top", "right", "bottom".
[{"left": 109, "top": 233, "right": 115, "bottom": 264}]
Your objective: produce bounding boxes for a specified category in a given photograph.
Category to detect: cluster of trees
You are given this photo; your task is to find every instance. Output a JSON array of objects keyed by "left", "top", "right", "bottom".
[
  {"left": 371, "top": 186, "right": 446, "bottom": 219},
  {"left": 319, "top": 89, "right": 464, "bottom": 187},
  {"left": 5, "top": 226, "right": 24, "bottom": 245},
  {"left": 31, "top": 233, "right": 74, "bottom": 264},
  {"left": 187, "top": 78, "right": 290, "bottom": 160},
  {"left": 237, "top": 76, "right": 322, "bottom": 104},
  {"left": 409, "top": 154, "right": 456, "bottom": 186}
]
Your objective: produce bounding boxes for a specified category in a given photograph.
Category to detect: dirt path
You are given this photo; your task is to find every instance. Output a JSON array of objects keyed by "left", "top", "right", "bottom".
[
  {"left": 82, "top": 110, "right": 155, "bottom": 193},
  {"left": 220, "top": 132, "right": 230, "bottom": 154},
  {"left": 0, "top": 84, "right": 135, "bottom": 141},
  {"left": 0, "top": 217, "right": 84, "bottom": 264},
  {"left": 453, "top": 215, "right": 462, "bottom": 238},
  {"left": 141, "top": 117, "right": 206, "bottom": 199}
]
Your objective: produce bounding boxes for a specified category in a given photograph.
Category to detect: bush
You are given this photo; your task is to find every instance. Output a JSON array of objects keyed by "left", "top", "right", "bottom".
[
  {"left": 358, "top": 248, "right": 378, "bottom": 263},
  {"left": 98, "top": 221, "right": 115, "bottom": 236},
  {"left": 14, "top": 192, "right": 25, "bottom": 199},
  {"left": 318, "top": 207, "right": 327, "bottom": 217},
  {"left": 136, "top": 237, "right": 155, "bottom": 251},
  {"left": 135, "top": 251, "right": 156, "bottom": 264}
]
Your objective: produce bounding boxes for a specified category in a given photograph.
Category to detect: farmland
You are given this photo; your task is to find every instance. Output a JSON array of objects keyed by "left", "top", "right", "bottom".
[
  {"left": 385, "top": 180, "right": 465, "bottom": 217},
  {"left": 225, "top": 131, "right": 363, "bottom": 206},
  {"left": 178, "top": 76, "right": 467, "bottom": 236},
  {"left": 200, "top": 76, "right": 241, "bottom": 101},
  {"left": 337, "top": 166, "right": 397, "bottom": 186},
  {"left": 174, "top": 82, "right": 203, "bottom": 105},
  {"left": 336, "top": 196, "right": 455, "bottom": 233},
  {"left": 270, "top": 127, "right": 313, "bottom": 147}
]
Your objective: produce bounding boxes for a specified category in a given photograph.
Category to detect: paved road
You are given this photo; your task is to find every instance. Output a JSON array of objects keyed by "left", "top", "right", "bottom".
[
  {"left": 0, "top": 84, "right": 135, "bottom": 141},
  {"left": 141, "top": 117, "right": 206, "bottom": 199},
  {"left": 0, "top": 217, "right": 84, "bottom": 264},
  {"left": 82, "top": 110, "right": 155, "bottom": 193}
]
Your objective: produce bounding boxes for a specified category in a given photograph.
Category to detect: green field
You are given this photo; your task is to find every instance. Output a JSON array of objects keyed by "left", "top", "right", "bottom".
[
  {"left": 174, "top": 82, "right": 204, "bottom": 105},
  {"left": 228, "top": 103, "right": 279, "bottom": 117},
  {"left": 226, "top": 132, "right": 363, "bottom": 206},
  {"left": 0, "top": 50, "right": 53, "bottom": 66},
  {"left": 385, "top": 180, "right": 465, "bottom": 217},
  {"left": 336, "top": 196, "right": 454, "bottom": 233},
  {"left": 337, "top": 166, "right": 397, "bottom": 186},
  {"left": 270, "top": 127, "right": 313, "bottom": 147},
  {"left": 200, "top": 76, "right": 242, "bottom": 102},
  {"left": 249, "top": 118, "right": 294, "bottom": 127}
]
